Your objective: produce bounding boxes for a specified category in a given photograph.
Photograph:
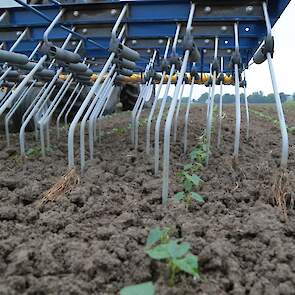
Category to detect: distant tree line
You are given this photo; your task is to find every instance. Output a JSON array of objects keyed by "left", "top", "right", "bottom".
[
  {"left": 194, "top": 91, "right": 292, "bottom": 104},
  {"left": 165, "top": 91, "right": 294, "bottom": 104}
]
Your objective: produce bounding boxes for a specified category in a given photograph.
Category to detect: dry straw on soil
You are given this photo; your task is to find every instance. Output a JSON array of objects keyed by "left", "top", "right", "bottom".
[
  {"left": 38, "top": 169, "right": 80, "bottom": 207},
  {"left": 272, "top": 169, "right": 295, "bottom": 220}
]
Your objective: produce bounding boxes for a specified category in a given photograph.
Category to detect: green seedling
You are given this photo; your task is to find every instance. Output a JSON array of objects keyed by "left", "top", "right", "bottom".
[
  {"left": 250, "top": 109, "right": 279, "bottom": 127},
  {"left": 26, "top": 145, "right": 55, "bottom": 158},
  {"left": 146, "top": 226, "right": 171, "bottom": 246},
  {"left": 139, "top": 118, "right": 148, "bottom": 127},
  {"left": 183, "top": 162, "right": 203, "bottom": 174},
  {"left": 190, "top": 144, "right": 207, "bottom": 166},
  {"left": 145, "top": 229, "right": 199, "bottom": 286},
  {"left": 176, "top": 171, "right": 202, "bottom": 192},
  {"left": 288, "top": 126, "right": 295, "bottom": 135},
  {"left": 174, "top": 172, "right": 204, "bottom": 206},
  {"left": 9, "top": 153, "right": 22, "bottom": 166},
  {"left": 112, "top": 127, "right": 126, "bottom": 135},
  {"left": 174, "top": 191, "right": 204, "bottom": 206},
  {"left": 251, "top": 109, "right": 295, "bottom": 134},
  {"left": 26, "top": 147, "right": 43, "bottom": 157},
  {"left": 120, "top": 281, "right": 155, "bottom": 295}
]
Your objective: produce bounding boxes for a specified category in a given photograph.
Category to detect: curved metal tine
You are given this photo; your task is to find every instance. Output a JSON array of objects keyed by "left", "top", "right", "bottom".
[
  {"left": 80, "top": 64, "right": 116, "bottom": 171},
  {"left": 134, "top": 78, "right": 154, "bottom": 150},
  {"left": 90, "top": 74, "right": 115, "bottom": 146},
  {"left": 131, "top": 49, "right": 156, "bottom": 142},
  {"left": 233, "top": 23, "right": 241, "bottom": 161},
  {"left": 154, "top": 25, "right": 180, "bottom": 175},
  {"left": 68, "top": 53, "right": 115, "bottom": 168},
  {"left": 91, "top": 73, "right": 117, "bottom": 146},
  {"left": 1, "top": 8, "right": 67, "bottom": 120},
  {"left": 0, "top": 10, "right": 7, "bottom": 23},
  {"left": 88, "top": 27, "right": 127, "bottom": 158},
  {"left": 68, "top": 10, "right": 127, "bottom": 169},
  {"left": 131, "top": 59, "right": 153, "bottom": 145},
  {"left": 262, "top": 1, "right": 288, "bottom": 168},
  {"left": 32, "top": 27, "right": 75, "bottom": 141},
  {"left": 22, "top": 83, "right": 47, "bottom": 124},
  {"left": 131, "top": 80, "right": 147, "bottom": 144},
  {"left": 206, "top": 36, "right": 219, "bottom": 166},
  {"left": 0, "top": 86, "right": 15, "bottom": 108},
  {"left": 243, "top": 67, "right": 250, "bottom": 140},
  {"left": 0, "top": 56, "right": 47, "bottom": 118},
  {"left": 133, "top": 49, "right": 158, "bottom": 149},
  {"left": 19, "top": 17, "right": 74, "bottom": 150},
  {"left": 4, "top": 85, "right": 30, "bottom": 118},
  {"left": 154, "top": 68, "right": 176, "bottom": 175},
  {"left": 112, "top": 5, "right": 128, "bottom": 38},
  {"left": 146, "top": 73, "right": 166, "bottom": 155},
  {"left": 93, "top": 79, "right": 114, "bottom": 141},
  {"left": 20, "top": 83, "right": 57, "bottom": 156},
  {"left": 217, "top": 57, "right": 224, "bottom": 148},
  {"left": 0, "top": 28, "right": 29, "bottom": 88},
  {"left": 22, "top": 34, "right": 72, "bottom": 140},
  {"left": 162, "top": 3, "right": 195, "bottom": 206},
  {"left": 5, "top": 82, "right": 36, "bottom": 146},
  {"left": 96, "top": 86, "right": 117, "bottom": 144},
  {"left": 43, "top": 9, "right": 65, "bottom": 45},
  {"left": 146, "top": 73, "right": 166, "bottom": 152},
  {"left": 45, "top": 78, "right": 75, "bottom": 147},
  {"left": 35, "top": 85, "right": 56, "bottom": 141},
  {"left": 39, "top": 75, "right": 73, "bottom": 156},
  {"left": 173, "top": 81, "right": 185, "bottom": 143},
  {"left": 30, "top": 20, "right": 74, "bottom": 132},
  {"left": 39, "top": 39, "right": 82, "bottom": 156},
  {"left": 88, "top": 68, "right": 116, "bottom": 159},
  {"left": 56, "top": 57, "right": 87, "bottom": 138},
  {"left": 89, "top": 76, "right": 113, "bottom": 145},
  {"left": 38, "top": 37, "right": 81, "bottom": 123},
  {"left": 146, "top": 38, "right": 171, "bottom": 155},
  {"left": 19, "top": 68, "right": 62, "bottom": 157},
  {"left": 65, "top": 85, "right": 85, "bottom": 129},
  {"left": 206, "top": 65, "right": 212, "bottom": 123},
  {"left": 56, "top": 83, "right": 80, "bottom": 139},
  {"left": 183, "top": 76, "right": 195, "bottom": 154},
  {"left": 3, "top": 41, "right": 43, "bottom": 144}
]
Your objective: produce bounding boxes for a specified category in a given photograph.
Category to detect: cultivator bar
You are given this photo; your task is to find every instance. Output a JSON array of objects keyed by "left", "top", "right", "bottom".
[{"left": 0, "top": 0, "right": 290, "bottom": 205}]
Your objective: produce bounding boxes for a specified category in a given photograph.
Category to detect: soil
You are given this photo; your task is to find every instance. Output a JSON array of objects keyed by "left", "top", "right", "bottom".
[{"left": 0, "top": 104, "right": 295, "bottom": 295}]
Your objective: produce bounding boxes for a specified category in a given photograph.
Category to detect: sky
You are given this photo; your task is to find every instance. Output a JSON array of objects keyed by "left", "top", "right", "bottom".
[
  {"left": 158, "top": 1, "right": 295, "bottom": 99},
  {"left": 247, "top": 0, "right": 295, "bottom": 95}
]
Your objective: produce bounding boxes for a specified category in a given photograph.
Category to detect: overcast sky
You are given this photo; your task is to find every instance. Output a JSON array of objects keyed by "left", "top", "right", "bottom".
[
  {"left": 247, "top": 0, "right": 295, "bottom": 95},
  {"left": 159, "top": 1, "right": 295, "bottom": 98}
]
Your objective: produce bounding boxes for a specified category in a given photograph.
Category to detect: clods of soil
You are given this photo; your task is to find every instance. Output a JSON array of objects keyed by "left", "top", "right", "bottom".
[{"left": 0, "top": 105, "right": 295, "bottom": 295}]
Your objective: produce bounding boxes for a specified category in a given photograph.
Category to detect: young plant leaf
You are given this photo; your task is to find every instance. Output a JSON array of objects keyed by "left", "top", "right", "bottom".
[
  {"left": 168, "top": 240, "right": 190, "bottom": 259},
  {"left": 145, "top": 243, "right": 170, "bottom": 260},
  {"left": 146, "top": 227, "right": 162, "bottom": 246},
  {"left": 174, "top": 253, "right": 199, "bottom": 277},
  {"left": 190, "top": 174, "right": 202, "bottom": 186},
  {"left": 190, "top": 149, "right": 198, "bottom": 161},
  {"left": 120, "top": 281, "right": 155, "bottom": 295},
  {"left": 183, "top": 179, "right": 193, "bottom": 192},
  {"left": 183, "top": 163, "right": 193, "bottom": 171},
  {"left": 176, "top": 171, "right": 185, "bottom": 178},
  {"left": 174, "top": 192, "right": 185, "bottom": 202},
  {"left": 191, "top": 192, "right": 204, "bottom": 203}
]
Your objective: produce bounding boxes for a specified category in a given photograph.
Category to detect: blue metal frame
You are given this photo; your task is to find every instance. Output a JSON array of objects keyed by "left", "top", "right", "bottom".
[{"left": 0, "top": 0, "right": 291, "bottom": 73}]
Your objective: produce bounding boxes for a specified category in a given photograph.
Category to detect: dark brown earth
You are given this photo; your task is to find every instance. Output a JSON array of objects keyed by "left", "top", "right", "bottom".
[{"left": 0, "top": 104, "right": 295, "bottom": 295}]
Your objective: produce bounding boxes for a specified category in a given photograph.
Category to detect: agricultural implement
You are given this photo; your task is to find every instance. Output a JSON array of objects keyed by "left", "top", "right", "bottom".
[{"left": 0, "top": 0, "right": 291, "bottom": 205}]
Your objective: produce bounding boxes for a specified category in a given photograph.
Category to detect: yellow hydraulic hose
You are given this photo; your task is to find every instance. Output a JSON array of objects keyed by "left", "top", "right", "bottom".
[{"left": 59, "top": 73, "right": 234, "bottom": 85}]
